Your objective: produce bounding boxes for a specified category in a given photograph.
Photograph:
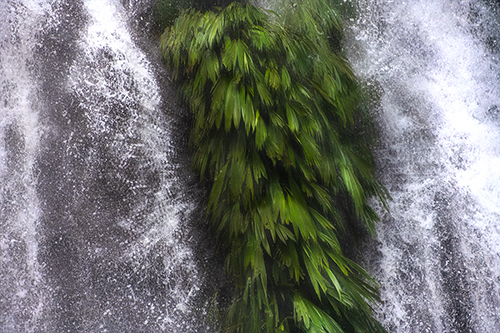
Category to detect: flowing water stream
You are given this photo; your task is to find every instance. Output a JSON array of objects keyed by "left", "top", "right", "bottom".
[
  {"left": 1, "top": 0, "right": 500, "bottom": 332},
  {"left": 1, "top": 0, "right": 216, "bottom": 331},
  {"left": 346, "top": 0, "right": 500, "bottom": 331}
]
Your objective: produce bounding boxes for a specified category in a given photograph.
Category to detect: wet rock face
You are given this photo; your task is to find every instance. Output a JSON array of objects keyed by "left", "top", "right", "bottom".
[
  {"left": 3, "top": 0, "right": 500, "bottom": 332},
  {"left": 346, "top": 0, "right": 500, "bottom": 332},
  {"left": 1, "top": 1, "right": 218, "bottom": 332}
]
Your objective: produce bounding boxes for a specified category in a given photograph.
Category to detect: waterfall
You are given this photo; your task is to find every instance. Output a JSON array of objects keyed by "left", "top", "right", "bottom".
[
  {"left": 2, "top": 0, "right": 500, "bottom": 332},
  {"left": 1, "top": 0, "right": 217, "bottom": 331},
  {"left": 346, "top": 0, "right": 500, "bottom": 332}
]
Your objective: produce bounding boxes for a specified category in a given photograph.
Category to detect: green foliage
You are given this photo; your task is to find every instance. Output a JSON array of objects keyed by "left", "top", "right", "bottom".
[
  {"left": 155, "top": 0, "right": 189, "bottom": 32},
  {"left": 160, "top": 1, "right": 388, "bottom": 332}
]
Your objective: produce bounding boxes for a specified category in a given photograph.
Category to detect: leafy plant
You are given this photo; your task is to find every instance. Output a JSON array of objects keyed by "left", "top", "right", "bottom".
[{"left": 160, "top": 1, "right": 388, "bottom": 332}]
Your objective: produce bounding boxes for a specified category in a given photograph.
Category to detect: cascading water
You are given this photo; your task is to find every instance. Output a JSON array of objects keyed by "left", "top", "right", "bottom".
[
  {"left": 2, "top": 0, "right": 500, "bottom": 332},
  {"left": 1, "top": 0, "right": 218, "bottom": 331},
  {"left": 345, "top": 0, "right": 500, "bottom": 332}
]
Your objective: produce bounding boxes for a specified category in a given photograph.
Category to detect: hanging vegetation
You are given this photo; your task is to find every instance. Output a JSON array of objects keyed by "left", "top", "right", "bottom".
[{"left": 160, "top": 1, "right": 388, "bottom": 331}]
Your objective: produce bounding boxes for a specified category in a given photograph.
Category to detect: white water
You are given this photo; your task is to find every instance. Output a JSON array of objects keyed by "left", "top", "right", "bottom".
[
  {"left": 2, "top": 0, "right": 500, "bottom": 332},
  {"left": 346, "top": 0, "right": 500, "bottom": 331},
  {"left": 1, "top": 0, "right": 211, "bottom": 331},
  {"left": 0, "top": 1, "right": 45, "bottom": 331}
]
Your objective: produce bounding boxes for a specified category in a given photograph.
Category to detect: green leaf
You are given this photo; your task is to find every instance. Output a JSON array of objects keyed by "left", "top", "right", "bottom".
[
  {"left": 224, "top": 79, "right": 239, "bottom": 132},
  {"left": 255, "top": 117, "right": 267, "bottom": 149},
  {"left": 251, "top": 151, "right": 267, "bottom": 182},
  {"left": 208, "top": 163, "right": 228, "bottom": 212},
  {"left": 340, "top": 162, "right": 365, "bottom": 216},
  {"left": 293, "top": 293, "right": 344, "bottom": 333},
  {"left": 286, "top": 103, "right": 299, "bottom": 133},
  {"left": 256, "top": 81, "right": 273, "bottom": 106},
  {"left": 281, "top": 66, "right": 291, "bottom": 91},
  {"left": 265, "top": 67, "right": 281, "bottom": 90}
]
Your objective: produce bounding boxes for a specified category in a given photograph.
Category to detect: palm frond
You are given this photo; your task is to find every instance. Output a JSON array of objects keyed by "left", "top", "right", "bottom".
[{"left": 160, "top": 1, "right": 389, "bottom": 332}]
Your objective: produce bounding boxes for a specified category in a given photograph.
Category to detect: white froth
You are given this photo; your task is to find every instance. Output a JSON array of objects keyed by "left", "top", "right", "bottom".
[{"left": 347, "top": 0, "right": 500, "bottom": 331}]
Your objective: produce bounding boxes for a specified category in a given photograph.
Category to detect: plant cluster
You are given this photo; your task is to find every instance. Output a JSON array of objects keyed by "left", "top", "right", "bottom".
[{"left": 160, "top": 1, "right": 388, "bottom": 332}]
